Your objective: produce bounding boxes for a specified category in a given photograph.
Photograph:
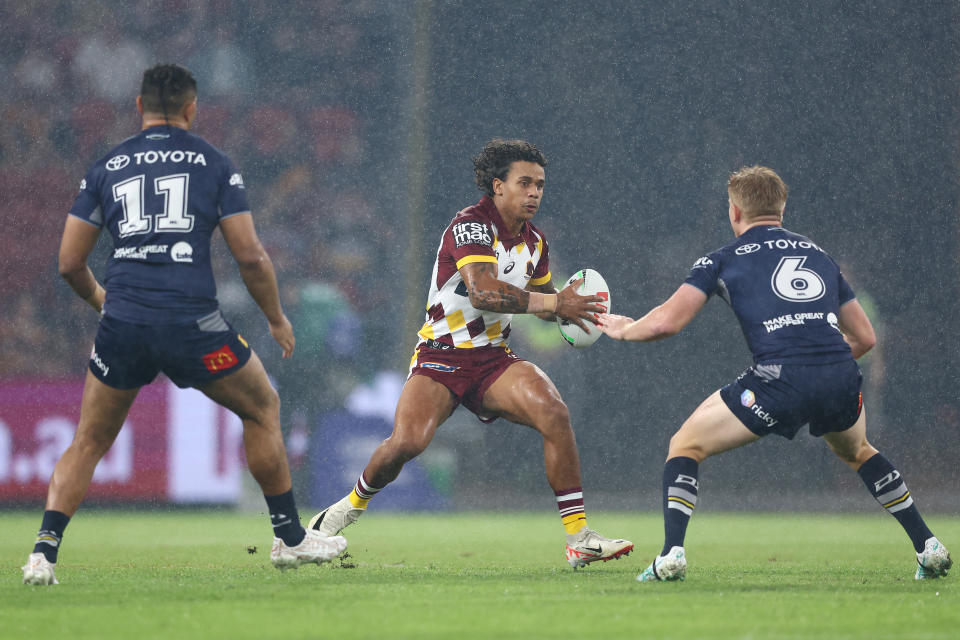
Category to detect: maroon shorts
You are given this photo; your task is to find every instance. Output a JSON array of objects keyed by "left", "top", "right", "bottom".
[{"left": 409, "top": 340, "right": 524, "bottom": 422}]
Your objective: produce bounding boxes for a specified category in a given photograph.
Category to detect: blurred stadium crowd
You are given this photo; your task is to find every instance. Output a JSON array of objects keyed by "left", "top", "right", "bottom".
[
  {"left": 1, "top": 1, "right": 957, "bottom": 508},
  {"left": 0, "top": 1, "right": 404, "bottom": 419}
]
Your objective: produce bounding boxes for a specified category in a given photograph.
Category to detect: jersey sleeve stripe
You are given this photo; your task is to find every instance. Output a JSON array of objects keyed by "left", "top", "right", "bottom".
[
  {"left": 68, "top": 211, "right": 103, "bottom": 228},
  {"left": 455, "top": 255, "right": 498, "bottom": 270},
  {"left": 219, "top": 209, "right": 252, "bottom": 220},
  {"left": 529, "top": 272, "right": 551, "bottom": 286}
]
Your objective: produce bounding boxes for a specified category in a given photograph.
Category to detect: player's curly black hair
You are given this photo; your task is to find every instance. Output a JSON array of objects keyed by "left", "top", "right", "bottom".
[
  {"left": 473, "top": 139, "right": 547, "bottom": 197},
  {"left": 140, "top": 64, "right": 197, "bottom": 115}
]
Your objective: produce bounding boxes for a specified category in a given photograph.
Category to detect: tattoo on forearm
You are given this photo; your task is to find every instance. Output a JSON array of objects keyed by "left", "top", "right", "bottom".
[
  {"left": 464, "top": 263, "right": 530, "bottom": 313},
  {"left": 473, "top": 282, "right": 528, "bottom": 313}
]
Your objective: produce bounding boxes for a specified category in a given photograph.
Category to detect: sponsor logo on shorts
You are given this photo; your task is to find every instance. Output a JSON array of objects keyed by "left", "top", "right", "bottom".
[
  {"left": 420, "top": 362, "right": 460, "bottom": 373},
  {"left": 740, "top": 388, "right": 777, "bottom": 427},
  {"left": 735, "top": 243, "right": 761, "bottom": 255},
  {"left": 90, "top": 347, "right": 109, "bottom": 376},
  {"left": 452, "top": 221, "right": 493, "bottom": 248},
  {"left": 203, "top": 345, "right": 239, "bottom": 373},
  {"left": 503, "top": 261, "right": 515, "bottom": 274},
  {"left": 171, "top": 241, "right": 194, "bottom": 263}
]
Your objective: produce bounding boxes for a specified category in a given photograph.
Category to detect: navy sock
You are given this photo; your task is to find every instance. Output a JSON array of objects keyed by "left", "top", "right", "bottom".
[
  {"left": 264, "top": 490, "right": 306, "bottom": 547},
  {"left": 33, "top": 510, "right": 71, "bottom": 563},
  {"left": 857, "top": 453, "right": 932, "bottom": 553},
  {"left": 661, "top": 456, "right": 699, "bottom": 556}
]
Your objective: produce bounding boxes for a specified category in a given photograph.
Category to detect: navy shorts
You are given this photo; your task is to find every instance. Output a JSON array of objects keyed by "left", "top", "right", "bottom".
[
  {"left": 90, "top": 310, "right": 252, "bottom": 390},
  {"left": 719, "top": 360, "right": 863, "bottom": 440}
]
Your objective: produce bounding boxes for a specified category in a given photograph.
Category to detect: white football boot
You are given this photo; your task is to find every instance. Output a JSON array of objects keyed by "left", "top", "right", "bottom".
[
  {"left": 22, "top": 552, "right": 58, "bottom": 585},
  {"left": 270, "top": 529, "right": 347, "bottom": 571},
  {"left": 915, "top": 537, "right": 952, "bottom": 580},
  {"left": 565, "top": 528, "right": 634, "bottom": 568},
  {"left": 308, "top": 495, "right": 365, "bottom": 537},
  {"left": 637, "top": 546, "right": 687, "bottom": 582}
]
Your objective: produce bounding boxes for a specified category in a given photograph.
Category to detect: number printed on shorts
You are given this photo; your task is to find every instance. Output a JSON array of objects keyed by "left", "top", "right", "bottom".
[
  {"left": 770, "top": 256, "right": 825, "bottom": 302},
  {"left": 114, "top": 173, "right": 193, "bottom": 237}
]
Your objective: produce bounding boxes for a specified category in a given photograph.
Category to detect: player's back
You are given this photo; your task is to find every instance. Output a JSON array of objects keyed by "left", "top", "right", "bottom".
[
  {"left": 686, "top": 225, "right": 854, "bottom": 365},
  {"left": 69, "top": 125, "right": 249, "bottom": 324}
]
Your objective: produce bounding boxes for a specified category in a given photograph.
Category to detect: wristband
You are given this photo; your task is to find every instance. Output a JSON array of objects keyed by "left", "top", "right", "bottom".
[{"left": 527, "top": 292, "right": 558, "bottom": 314}]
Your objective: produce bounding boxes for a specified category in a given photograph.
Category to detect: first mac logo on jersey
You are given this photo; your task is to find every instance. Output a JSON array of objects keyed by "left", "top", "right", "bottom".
[{"left": 452, "top": 222, "right": 492, "bottom": 248}]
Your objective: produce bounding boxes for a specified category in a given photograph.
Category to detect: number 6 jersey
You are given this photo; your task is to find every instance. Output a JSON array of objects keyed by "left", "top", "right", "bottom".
[
  {"left": 684, "top": 224, "right": 855, "bottom": 365},
  {"left": 68, "top": 125, "right": 250, "bottom": 324}
]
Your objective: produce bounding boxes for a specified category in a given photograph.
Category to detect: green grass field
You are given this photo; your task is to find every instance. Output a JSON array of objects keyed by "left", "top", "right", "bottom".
[{"left": 2, "top": 510, "right": 957, "bottom": 639}]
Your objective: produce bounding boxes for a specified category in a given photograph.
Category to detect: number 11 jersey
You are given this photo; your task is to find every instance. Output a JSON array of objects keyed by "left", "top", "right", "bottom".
[
  {"left": 68, "top": 125, "right": 250, "bottom": 324},
  {"left": 684, "top": 224, "right": 855, "bottom": 365}
]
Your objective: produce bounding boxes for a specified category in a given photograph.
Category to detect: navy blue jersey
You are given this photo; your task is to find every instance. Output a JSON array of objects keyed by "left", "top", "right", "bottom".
[
  {"left": 684, "top": 225, "right": 855, "bottom": 365},
  {"left": 68, "top": 125, "right": 250, "bottom": 324}
]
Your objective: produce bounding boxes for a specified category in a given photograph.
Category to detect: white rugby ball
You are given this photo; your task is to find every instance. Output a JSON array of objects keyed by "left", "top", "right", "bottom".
[{"left": 557, "top": 268, "right": 610, "bottom": 348}]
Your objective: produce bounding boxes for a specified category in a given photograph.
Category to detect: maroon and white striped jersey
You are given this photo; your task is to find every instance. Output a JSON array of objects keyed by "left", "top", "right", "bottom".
[{"left": 417, "top": 195, "right": 551, "bottom": 349}]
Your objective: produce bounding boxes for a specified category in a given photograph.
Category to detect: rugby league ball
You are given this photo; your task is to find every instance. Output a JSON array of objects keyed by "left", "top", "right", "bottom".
[{"left": 557, "top": 268, "right": 610, "bottom": 348}]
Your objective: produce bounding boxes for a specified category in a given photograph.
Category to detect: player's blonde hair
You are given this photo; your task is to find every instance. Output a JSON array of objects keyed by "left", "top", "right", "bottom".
[{"left": 728, "top": 166, "right": 787, "bottom": 220}]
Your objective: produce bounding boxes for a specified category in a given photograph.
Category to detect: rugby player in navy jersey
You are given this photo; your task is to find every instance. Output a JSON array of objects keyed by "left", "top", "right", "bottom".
[
  {"left": 308, "top": 139, "right": 633, "bottom": 568},
  {"left": 22, "top": 64, "right": 345, "bottom": 586},
  {"left": 599, "top": 166, "right": 951, "bottom": 582}
]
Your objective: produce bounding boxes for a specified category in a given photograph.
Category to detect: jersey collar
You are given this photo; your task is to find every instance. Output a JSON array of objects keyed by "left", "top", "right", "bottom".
[{"left": 478, "top": 195, "right": 525, "bottom": 241}]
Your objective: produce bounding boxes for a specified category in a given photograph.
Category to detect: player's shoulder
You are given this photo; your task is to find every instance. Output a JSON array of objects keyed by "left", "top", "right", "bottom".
[{"left": 451, "top": 199, "right": 493, "bottom": 224}]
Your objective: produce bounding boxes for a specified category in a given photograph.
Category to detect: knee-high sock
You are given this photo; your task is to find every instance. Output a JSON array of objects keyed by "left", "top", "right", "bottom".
[
  {"left": 662, "top": 456, "right": 699, "bottom": 556},
  {"left": 857, "top": 452, "right": 932, "bottom": 553}
]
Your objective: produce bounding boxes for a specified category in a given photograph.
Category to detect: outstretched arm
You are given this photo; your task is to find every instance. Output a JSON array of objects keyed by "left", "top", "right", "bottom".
[
  {"left": 598, "top": 283, "right": 708, "bottom": 342},
  {"left": 58, "top": 216, "right": 105, "bottom": 313},
  {"left": 460, "top": 262, "right": 604, "bottom": 332},
  {"left": 837, "top": 299, "right": 876, "bottom": 359},
  {"left": 219, "top": 212, "right": 295, "bottom": 358}
]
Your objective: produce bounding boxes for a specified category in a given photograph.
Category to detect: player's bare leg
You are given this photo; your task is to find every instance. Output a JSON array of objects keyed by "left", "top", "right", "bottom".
[
  {"left": 483, "top": 361, "right": 581, "bottom": 490},
  {"left": 310, "top": 374, "right": 457, "bottom": 536},
  {"left": 640, "top": 390, "right": 760, "bottom": 583},
  {"left": 823, "top": 409, "right": 950, "bottom": 579},
  {"left": 47, "top": 371, "right": 139, "bottom": 515},
  {"left": 363, "top": 375, "right": 458, "bottom": 488},
  {"left": 483, "top": 361, "right": 633, "bottom": 567},
  {"left": 668, "top": 390, "right": 760, "bottom": 463},
  {"left": 202, "top": 352, "right": 346, "bottom": 570},
  {"left": 201, "top": 352, "right": 291, "bottom": 495},
  {"left": 24, "top": 371, "right": 138, "bottom": 585}
]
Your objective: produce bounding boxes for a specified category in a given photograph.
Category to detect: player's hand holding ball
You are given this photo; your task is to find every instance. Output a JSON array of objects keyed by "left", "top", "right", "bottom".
[{"left": 556, "top": 268, "right": 610, "bottom": 348}]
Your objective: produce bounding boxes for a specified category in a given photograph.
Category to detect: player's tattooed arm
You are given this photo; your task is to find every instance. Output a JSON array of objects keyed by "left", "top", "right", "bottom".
[
  {"left": 460, "top": 263, "right": 601, "bottom": 330},
  {"left": 460, "top": 262, "right": 530, "bottom": 313}
]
